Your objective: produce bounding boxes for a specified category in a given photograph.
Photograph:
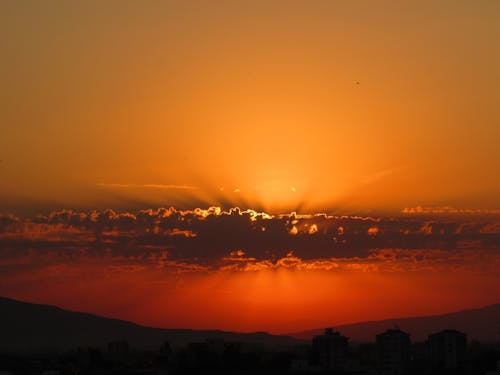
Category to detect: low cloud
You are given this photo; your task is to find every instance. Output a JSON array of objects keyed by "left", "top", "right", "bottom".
[
  {"left": 0, "top": 207, "right": 499, "bottom": 276},
  {"left": 402, "top": 206, "right": 500, "bottom": 215},
  {"left": 96, "top": 183, "right": 197, "bottom": 190}
]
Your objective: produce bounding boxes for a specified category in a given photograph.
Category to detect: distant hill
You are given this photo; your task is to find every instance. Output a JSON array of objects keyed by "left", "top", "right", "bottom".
[
  {"left": 0, "top": 297, "right": 301, "bottom": 353},
  {"left": 290, "top": 304, "right": 500, "bottom": 342}
]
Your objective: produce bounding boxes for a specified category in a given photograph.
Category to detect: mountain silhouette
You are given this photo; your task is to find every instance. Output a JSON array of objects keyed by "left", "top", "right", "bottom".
[
  {"left": 290, "top": 303, "right": 500, "bottom": 342},
  {"left": 0, "top": 297, "right": 302, "bottom": 353}
]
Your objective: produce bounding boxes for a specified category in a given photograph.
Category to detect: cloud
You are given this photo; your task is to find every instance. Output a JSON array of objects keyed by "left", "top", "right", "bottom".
[
  {"left": 0, "top": 207, "right": 499, "bottom": 278},
  {"left": 402, "top": 206, "right": 500, "bottom": 215},
  {"left": 1, "top": 208, "right": 499, "bottom": 331},
  {"left": 96, "top": 183, "right": 197, "bottom": 190}
]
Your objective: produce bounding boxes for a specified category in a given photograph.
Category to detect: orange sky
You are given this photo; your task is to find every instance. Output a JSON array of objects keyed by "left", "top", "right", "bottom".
[
  {"left": 1, "top": 0, "right": 499, "bottom": 214},
  {"left": 2, "top": 246, "right": 499, "bottom": 333},
  {"left": 0, "top": 1, "right": 499, "bottom": 333}
]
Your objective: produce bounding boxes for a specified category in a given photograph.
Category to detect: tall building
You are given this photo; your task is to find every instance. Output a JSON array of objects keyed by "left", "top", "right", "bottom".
[
  {"left": 312, "top": 328, "right": 349, "bottom": 371},
  {"left": 428, "top": 329, "right": 467, "bottom": 372},
  {"left": 376, "top": 328, "right": 411, "bottom": 375}
]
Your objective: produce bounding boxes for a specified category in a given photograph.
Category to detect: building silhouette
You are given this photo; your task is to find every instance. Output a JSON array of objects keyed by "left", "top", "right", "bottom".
[
  {"left": 428, "top": 329, "right": 467, "bottom": 372},
  {"left": 206, "top": 338, "right": 225, "bottom": 355},
  {"left": 376, "top": 328, "right": 411, "bottom": 375},
  {"left": 107, "top": 340, "right": 129, "bottom": 362},
  {"left": 485, "top": 361, "right": 500, "bottom": 375},
  {"left": 312, "top": 328, "right": 349, "bottom": 371}
]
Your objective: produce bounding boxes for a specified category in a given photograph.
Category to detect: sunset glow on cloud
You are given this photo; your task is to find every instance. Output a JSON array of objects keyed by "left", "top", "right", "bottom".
[{"left": 1, "top": 208, "right": 499, "bottom": 332}]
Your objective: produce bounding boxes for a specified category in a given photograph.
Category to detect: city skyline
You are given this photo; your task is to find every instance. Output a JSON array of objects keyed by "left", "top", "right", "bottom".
[{"left": 2, "top": 295, "right": 491, "bottom": 374}]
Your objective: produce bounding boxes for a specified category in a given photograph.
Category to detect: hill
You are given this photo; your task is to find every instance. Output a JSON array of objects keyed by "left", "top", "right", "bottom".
[
  {"left": 0, "top": 297, "right": 301, "bottom": 353},
  {"left": 290, "top": 303, "right": 500, "bottom": 342}
]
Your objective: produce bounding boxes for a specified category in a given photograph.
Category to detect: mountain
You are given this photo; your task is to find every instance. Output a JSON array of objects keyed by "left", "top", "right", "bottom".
[
  {"left": 0, "top": 297, "right": 301, "bottom": 353},
  {"left": 290, "top": 304, "right": 500, "bottom": 342}
]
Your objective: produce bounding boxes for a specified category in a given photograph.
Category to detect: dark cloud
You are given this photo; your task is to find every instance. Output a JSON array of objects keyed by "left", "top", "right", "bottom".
[
  {"left": 402, "top": 206, "right": 500, "bottom": 215},
  {"left": 0, "top": 207, "right": 499, "bottom": 274}
]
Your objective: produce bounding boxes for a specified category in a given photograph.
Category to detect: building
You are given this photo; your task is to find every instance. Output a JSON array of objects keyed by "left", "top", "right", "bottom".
[
  {"left": 107, "top": 340, "right": 129, "bottom": 361},
  {"left": 428, "top": 329, "right": 467, "bottom": 372},
  {"left": 485, "top": 361, "right": 500, "bottom": 375},
  {"left": 290, "top": 359, "right": 322, "bottom": 374},
  {"left": 376, "top": 329, "right": 411, "bottom": 375},
  {"left": 206, "top": 338, "right": 225, "bottom": 355},
  {"left": 312, "top": 328, "right": 349, "bottom": 371}
]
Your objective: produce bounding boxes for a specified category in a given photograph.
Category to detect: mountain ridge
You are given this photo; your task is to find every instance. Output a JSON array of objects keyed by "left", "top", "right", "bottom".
[
  {"left": 0, "top": 296, "right": 302, "bottom": 353},
  {"left": 2, "top": 296, "right": 499, "bottom": 354},
  {"left": 289, "top": 303, "right": 500, "bottom": 342}
]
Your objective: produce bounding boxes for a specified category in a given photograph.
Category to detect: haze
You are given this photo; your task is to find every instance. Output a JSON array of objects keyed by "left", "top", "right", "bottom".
[{"left": 1, "top": 0, "right": 499, "bottom": 214}]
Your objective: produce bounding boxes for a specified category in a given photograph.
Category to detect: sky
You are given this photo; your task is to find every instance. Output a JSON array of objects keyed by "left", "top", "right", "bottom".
[
  {"left": 1, "top": 0, "right": 500, "bottom": 214},
  {"left": 0, "top": 0, "right": 499, "bottom": 333}
]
